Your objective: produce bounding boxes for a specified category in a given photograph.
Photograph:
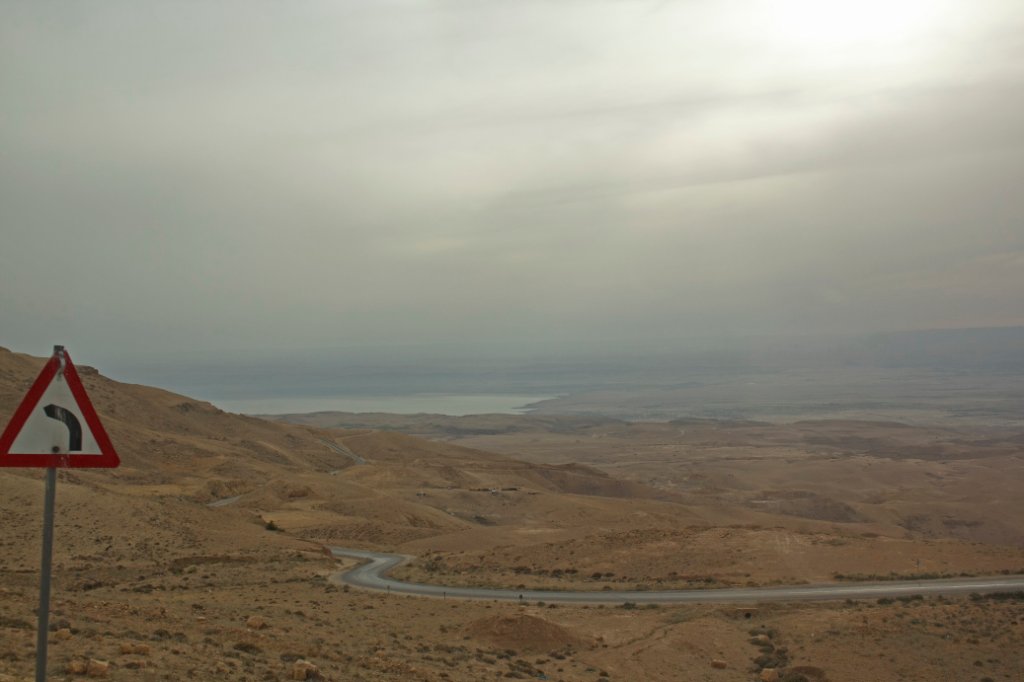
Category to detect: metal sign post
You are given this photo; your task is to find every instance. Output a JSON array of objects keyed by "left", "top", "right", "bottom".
[
  {"left": 0, "top": 346, "right": 120, "bottom": 682},
  {"left": 35, "top": 467, "right": 57, "bottom": 682}
]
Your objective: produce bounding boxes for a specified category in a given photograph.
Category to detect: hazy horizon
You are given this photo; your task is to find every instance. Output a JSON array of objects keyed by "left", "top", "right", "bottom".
[{"left": 25, "top": 325, "right": 1012, "bottom": 426}]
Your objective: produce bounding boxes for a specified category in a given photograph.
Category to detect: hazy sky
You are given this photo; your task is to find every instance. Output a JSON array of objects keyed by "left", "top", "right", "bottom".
[{"left": 2, "top": 1, "right": 1023, "bottom": 364}]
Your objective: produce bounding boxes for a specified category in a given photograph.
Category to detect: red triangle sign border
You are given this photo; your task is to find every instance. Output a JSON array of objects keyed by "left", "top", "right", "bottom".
[{"left": 0, "top": 350, "right": 120, "bottom": 468}]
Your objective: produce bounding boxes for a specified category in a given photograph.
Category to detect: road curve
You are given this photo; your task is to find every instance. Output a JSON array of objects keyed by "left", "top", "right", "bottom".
[{"left": 330, "top": 547, "right": 1024, "bottom": 604}]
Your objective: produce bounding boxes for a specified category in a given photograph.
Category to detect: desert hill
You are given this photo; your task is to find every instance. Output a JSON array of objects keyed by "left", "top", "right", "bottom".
[
  {"left": 0, "top": 347, "right": 707, "bottom": 567},
  {"left": 273, "top": 408, "right": 1024, "bottom": 588},
  {"left": 2, "top": 347, "right": 1024, "bottom": 681},
  {"left": 5, "top": 345, "right": 1021, "bottom": 579},
  {"left": 0, "top": 347, "right": 356, "bottom": 482}
]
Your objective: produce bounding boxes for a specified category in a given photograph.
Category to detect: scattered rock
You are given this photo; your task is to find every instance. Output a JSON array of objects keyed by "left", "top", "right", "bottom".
[
  {"left": 751, "top": 634, "right": 772, "bottom": 646},
  {"left": 86, "top": 658, "right": 110, "bottom": 677},
  {"left": 760, "top": 668, "right": 780, "bottom": 682},
  {"left": 66, "top": 660, "right": 88, "bottom": 675},
  {"left": 291, "top": 659, "right": 320, "bottom": 680},
  {"left": 711, "top": 659, "right": 728, "bottom": 669},
  {"left": 120, "top": 642, "right": 151, "bottom": 655},
  {"left": 246, "top": 615, "right": 267, "bottom": 630},
  {"left": 53, "top": 628, "right": 73, "bottom": 641}
]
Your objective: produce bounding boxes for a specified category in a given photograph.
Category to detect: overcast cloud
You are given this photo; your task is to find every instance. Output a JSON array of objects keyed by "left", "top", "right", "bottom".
[{"left": 2, "top": 0, "right": 1023, "bottom": 364}]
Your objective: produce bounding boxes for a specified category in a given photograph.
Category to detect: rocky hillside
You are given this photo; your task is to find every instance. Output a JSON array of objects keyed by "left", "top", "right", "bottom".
[{"left": 0, "top": 347, "right": 687, "bottom": 559}]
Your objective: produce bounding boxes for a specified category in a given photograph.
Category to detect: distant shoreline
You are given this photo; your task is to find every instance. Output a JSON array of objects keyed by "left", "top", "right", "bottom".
[{"left": 214, "top": 393, "right": 556, "bottom": 417}]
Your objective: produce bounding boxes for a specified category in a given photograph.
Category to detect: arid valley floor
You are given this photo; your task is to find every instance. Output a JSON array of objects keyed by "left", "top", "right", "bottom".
[{"left": 1, "top": 347, "right": 1022, "bottom": 681}]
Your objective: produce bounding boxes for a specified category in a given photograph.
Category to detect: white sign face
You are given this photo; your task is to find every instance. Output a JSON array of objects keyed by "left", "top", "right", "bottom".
[{"left": 9, "top": 374, "right": 103, "bottom": 455}]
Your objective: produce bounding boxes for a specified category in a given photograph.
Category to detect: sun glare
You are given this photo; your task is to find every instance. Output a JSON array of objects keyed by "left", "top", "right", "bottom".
[{"left": 765, "top": 0, "right": 947, "bottom": 51}]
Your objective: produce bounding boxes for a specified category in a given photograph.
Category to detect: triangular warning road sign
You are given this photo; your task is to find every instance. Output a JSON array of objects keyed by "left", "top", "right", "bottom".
[{"left": 0, "top": 348, "right": 119, "bottom": 468}]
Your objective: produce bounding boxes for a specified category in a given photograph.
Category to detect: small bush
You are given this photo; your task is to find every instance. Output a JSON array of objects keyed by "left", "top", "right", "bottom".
[
  {"left": 233, "top": 642, "right": 261, "bottom": 654},
  {"left": 779, "top": 673, "right": 809, "bottom": 682}
]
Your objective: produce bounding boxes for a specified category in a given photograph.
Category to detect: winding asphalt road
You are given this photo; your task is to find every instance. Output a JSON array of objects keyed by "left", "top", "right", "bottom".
[{"left": 330, "top": 547, "right": 1024, "bottom": 604}]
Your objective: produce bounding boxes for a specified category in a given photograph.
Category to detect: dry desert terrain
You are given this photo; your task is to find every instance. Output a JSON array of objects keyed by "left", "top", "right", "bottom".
[{"left": 1, "top": 347, "right": 1023, "bottom": 681}]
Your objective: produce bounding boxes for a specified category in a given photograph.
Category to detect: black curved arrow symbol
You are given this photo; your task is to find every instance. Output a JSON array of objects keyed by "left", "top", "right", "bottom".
[{"left": 43, "top": 404, "right": 82, "bottom": 452}]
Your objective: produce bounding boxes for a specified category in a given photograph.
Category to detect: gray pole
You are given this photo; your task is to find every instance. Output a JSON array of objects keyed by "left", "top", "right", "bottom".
[{"left": 35, "top": 467, "right": 57, "bottom": 682}]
